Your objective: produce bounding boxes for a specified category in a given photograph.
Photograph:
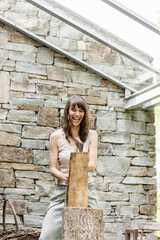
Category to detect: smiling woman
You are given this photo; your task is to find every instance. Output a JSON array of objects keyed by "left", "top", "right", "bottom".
[
  {"left": 39, "top": 95, "right": 98, "bottom": 240},
  {"left": 62, "top": 95, "right": 89, "bottom": 143},
  {"left": 69, "top": 105, "right": 84, "bottom": 127}
]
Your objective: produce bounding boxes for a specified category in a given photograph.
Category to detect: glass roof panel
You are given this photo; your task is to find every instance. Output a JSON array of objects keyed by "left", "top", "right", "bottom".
[{"left": 57, "top": 0, "right": 160, "bottom": 62}]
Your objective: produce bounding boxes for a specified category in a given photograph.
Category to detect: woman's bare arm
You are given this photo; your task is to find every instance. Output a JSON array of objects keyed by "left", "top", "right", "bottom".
[{"left": 49, "top": 131, "right": 68, "bottom": 183}]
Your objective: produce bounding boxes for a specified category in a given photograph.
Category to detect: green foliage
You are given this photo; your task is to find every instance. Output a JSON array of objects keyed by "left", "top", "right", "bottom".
[
  {"left": 156, "top": 106, "right": 160, "bottom": 229},
  {"left": 154, "top": 106, "right": 160, "bottom": 127}
]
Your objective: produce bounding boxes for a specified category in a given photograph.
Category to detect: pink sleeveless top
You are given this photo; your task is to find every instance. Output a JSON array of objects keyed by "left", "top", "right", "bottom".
[{"left": 57, "top": 129, "right": 93, "bottom": 185}]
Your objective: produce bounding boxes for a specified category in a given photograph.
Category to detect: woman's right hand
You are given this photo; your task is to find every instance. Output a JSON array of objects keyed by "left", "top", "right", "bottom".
[
  {"left": 50, "top": 166, "right": 69, "bottom": 183},
  {"left": 60, "top": 173, "right": 69, "bottom": 185}
]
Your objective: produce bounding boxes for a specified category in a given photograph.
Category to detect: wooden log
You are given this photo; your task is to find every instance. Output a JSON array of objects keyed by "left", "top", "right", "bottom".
[
  {"left": 67, "top": 152, "right": 88, "bottom": 207},
  {"left": 62, "top": 207, "right": 104, "bottom": 240},
  {"left": 63, "top": 152, "right": 104, "bottom": 239}
]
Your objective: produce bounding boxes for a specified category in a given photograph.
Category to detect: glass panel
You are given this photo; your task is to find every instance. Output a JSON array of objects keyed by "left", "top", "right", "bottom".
[{"left": 57, "top": 0, "right": 160, "bottom": 60}]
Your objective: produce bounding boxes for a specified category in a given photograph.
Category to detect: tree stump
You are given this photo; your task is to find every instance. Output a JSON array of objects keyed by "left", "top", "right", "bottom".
[
  {"left": 67, "top": 152, "right": 88, "bottom": 207},
  {"left": 63, "top": 152, "right": 104, "bottom": 240},
  {"left": 62, "top": 207, "right": 104, "bottom": 240}
]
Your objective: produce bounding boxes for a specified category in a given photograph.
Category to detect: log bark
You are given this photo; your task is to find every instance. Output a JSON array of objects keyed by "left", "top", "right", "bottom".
[
  {"left": 62, "top": 207, "right": 104, "bottom": 240},
  {"left": 67, "top": 152, "right": 88, "bottom": 207}
]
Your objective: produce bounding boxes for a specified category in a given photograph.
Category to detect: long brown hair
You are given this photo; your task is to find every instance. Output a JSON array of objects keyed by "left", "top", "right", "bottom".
[{"left": 61, "top": 95, "right": 89, "bottom": 143}]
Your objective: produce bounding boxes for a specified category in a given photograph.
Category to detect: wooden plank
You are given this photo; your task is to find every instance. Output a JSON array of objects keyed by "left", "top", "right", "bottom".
[
  {"left": 62, "top": 207, "right": 104, "bottom": 240},
  {"left": 67, "top": 152, "right": 88, "bottom": 207}
]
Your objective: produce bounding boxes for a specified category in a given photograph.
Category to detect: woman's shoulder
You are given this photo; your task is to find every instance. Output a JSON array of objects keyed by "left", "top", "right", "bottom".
[
  {"left": 50, "top": 128, "right": 62, "bottom": 140},
  {"left": 88, "top": 130, "right": 97, "bottom": 142},
  {"left": 89, "top": 129, "right": 97, "bottom": 137}
]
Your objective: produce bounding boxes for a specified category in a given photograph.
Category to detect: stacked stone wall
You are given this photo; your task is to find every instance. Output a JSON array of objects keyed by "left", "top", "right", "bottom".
[{"left": 0, "top": 1, "right": 156, "bottom": 239}]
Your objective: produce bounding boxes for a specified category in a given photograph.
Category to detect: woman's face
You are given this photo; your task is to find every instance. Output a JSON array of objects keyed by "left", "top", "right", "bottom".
[{"left": 69, "top": 104, "right": 85, "bottom": 127}]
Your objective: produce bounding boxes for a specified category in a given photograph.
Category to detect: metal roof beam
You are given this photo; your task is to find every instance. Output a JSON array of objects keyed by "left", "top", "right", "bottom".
[
  {"left": 142, "top": 97, "right": 160, "bottom": 109},
  {"left": 101, "top": 0, "right": 160, "bottom": 35},
  {"left": 0, "top": 16, "right": 136, "bottom": 93},
  {"left": 125, "top": 82, "right": 160, "bottom": 109},
  {"left": 26, "top": 0, "right": 160, "bottom": 75}
]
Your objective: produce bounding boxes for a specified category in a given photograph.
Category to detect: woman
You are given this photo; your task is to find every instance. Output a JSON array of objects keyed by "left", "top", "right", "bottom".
[{"left": 39, "top": 95, "right": 98, "bottom": 240}]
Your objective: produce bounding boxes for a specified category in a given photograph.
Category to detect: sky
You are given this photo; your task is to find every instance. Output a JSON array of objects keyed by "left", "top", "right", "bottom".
[{"left": 57, "top": 0, "right": 160, "bottom": 64}]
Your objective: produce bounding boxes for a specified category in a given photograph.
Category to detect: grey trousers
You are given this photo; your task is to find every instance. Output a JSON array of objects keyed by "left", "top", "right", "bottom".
[{"left": 39, "top": 183, "right": 98, "bottom": 240}]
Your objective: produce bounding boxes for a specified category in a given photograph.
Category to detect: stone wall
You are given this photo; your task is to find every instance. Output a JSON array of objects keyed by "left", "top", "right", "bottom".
[{"left": 0, "top": 1, "right": 156, "bottom": 239}]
